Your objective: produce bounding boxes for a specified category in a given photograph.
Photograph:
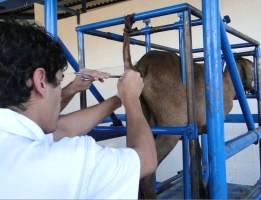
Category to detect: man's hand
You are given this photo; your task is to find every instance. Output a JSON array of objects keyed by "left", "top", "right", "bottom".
[
  {"left": 61, "top": 69, "right": 110, "bottom": 111},
  {"left": 72, "top": 69, "right": 111, "bottom": 92},
  {"left": 117, "top": 69, "right": 144, "bottom": 104}
]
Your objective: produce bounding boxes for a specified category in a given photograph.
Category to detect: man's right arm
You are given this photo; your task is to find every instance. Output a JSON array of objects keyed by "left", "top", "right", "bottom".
[{"left": 117, "top": 70, "right": 157, "bottom": 178}]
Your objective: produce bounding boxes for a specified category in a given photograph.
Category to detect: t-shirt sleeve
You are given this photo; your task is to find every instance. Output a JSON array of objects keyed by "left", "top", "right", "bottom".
[{"left": 80, "top": 136, "right": 141, "bottom": 199}]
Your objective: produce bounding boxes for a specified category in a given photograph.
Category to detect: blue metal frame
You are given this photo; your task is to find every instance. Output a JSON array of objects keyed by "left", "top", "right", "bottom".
[
  {"left": 220, "top": 21, "right": 255, "bottom": 131},
  {"left": 178, "top": 12, "right": 186, "bottom": 85},
  {"left": 202, "top": 0, "right": 227, "bottom": 198},
  {"left": 44, "top": 0, "right": 261, "bottom": 199},
  {"left": 44, "top": 0, "right": 57, "bottom": 37}
]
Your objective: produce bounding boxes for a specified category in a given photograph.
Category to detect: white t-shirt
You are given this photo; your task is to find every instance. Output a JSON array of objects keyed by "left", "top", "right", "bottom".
[{"left": 0, "top": 109, "right": 140, "bottom": 199}]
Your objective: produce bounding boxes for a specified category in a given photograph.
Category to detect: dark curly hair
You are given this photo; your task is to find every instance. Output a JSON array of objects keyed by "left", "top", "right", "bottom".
[{"left": 0, "top": 21, "right": 67, "bottom": 110}]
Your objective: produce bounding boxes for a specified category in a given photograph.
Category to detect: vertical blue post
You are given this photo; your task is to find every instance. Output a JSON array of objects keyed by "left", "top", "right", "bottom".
[
  {"left": 202, "top": 0, "right": 227, "bottom": 198},
  {"left": 143, "top": 19, "right": 151, "bottom": 52},
  {"left": 255, "top": 46, "right": 261, "bottom": 177},
  {"left": 220, "top": 22, "right": 255, "bottom": 131},
  {"left": 44, "top": 0, "right": 57, "bottom": 37},
  {"left": 182, "top": 135, "right": 191, "bottom": 199},
  {"left": 178, "top": 12, "right": 186, "bottom": 85}
]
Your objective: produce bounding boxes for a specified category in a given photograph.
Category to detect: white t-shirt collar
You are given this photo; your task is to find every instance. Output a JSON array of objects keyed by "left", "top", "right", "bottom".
[{"left": 0, "top": 108, "right": 45, "bottom": 140}]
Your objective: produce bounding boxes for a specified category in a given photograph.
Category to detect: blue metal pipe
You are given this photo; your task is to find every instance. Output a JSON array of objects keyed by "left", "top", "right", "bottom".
[
  {"left": 225, "top": 127, "right": 261, "bottom": 159},
  {"left": 182, "top": 135, "right": 191, "bottom": 199},
  {"left": 145, "top": 32, "right": 151, "bottom": 52},
  {"left": 194, "top": 50, "right": 256, "bottom": 63},
  {"left": 44, "top": 0, "right": 57, "bottom": 37},
  {"left": 178, "top": 13, "right": 186, "bottom": 85},
  {"left": 143, "top": 19, "right": 151, "bottom": 52},
  {"left": 255, "top": 46, "right": 261, "bottom": 178},
  {"left": 220, "top": 21, "right": 255, "bottom": 131},
  {"left": 76, "top": 3, "right": 192, "bottom": 32},
  {"left": 101, "top": 113, "right": 259, "bottom": 124},
  {"left": 193, "top": 42, "right": 255, "bottom": 53},
  {"left": 85, "top": 30, "right": 180, "bottom": 53},
  {"left": 225, "top": 114, "right": 258, "bottom": 123},
  {"left": 89, "top": 125, "right": 188, "bottom": 141},
  {"left": 202, "top": 0, "right": 227, "bottom": 198},
  {"left": 129, "top": 19, "right": 202, "bottom": 37},
  {"left": 201, "top": 134, "right": 209, "bottom": 186}
]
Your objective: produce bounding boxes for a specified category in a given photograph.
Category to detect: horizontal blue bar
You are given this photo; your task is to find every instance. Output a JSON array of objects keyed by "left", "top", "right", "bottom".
[
  {"left": 225, "top": 127, "right": 261, "bottom": 159},
  {"left": 102, "top": 114, "right": 259, "bottom": 124},
  {"left": 76, "top": 3, "right": 192, "bottom": 32},
  {"left": 130, "top": 19, "right": 202, "bottom": 36},
  {"left": 85, "top": 29, "right": 179, "bottom": 53},
  {"left": 89, "top": 125, "right": 188, "bottom": 141},
  {"left": 225, "top": 114, "right": 258, "bottom": 123},
  {"left": 193, "top": 42, "right": 255, "bottom": 53}
]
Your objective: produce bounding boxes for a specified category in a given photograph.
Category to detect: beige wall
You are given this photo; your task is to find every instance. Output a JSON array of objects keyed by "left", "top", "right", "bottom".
[{"left": 35, "top": 0, "right": 261, "bottom": 185}]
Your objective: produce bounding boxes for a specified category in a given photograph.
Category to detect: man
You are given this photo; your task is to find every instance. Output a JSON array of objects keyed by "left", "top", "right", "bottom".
[{"left": 0, "top": 21, "right": 157, "bottom": 199}]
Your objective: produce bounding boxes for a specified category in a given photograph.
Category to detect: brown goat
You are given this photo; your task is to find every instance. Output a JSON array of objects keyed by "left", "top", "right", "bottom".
[
  {"left": 123, "top": 16, "right": 254, "bottom": 199},
  {"left": 137, "top": 51, "right": 253, "bottom": 198}
]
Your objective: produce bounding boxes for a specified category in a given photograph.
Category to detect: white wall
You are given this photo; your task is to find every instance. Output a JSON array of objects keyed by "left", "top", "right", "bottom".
[{"left": 37, "top": 0, "right": 261, "bottom": 185}]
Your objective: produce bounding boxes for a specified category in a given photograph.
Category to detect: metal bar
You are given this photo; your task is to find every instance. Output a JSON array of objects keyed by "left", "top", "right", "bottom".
[
  {"left": 76, "top": 3, "right": 191, "bottom": 32},
  {"left": 89, "top": 125, "right": 188, "bottom": 141},
  {"left": 194, "top": 50, "right": 256, "bottom": 62},
  {"left": 202, "top": 0, "right": 227, "bottom": 198},
  {"left": 225, "top": 127, "right": 261, "bottom": 159},
  {"left": 201, "top": 134, "right": 209, "bottom": 187},
  {"left": 77, "top": 31, "right": 87, "bottom": 108},
  {"left": 226, "top": 25, "right": 260, "bottom": 46},
  {"left": 143, "top": 20, "right": 151, "bottom": 52},
  {"left": 44, "top": 0, "right": 57, "bottom": 37},
  {"left": 129, "top": 19, "right": 202, "bottom": 37},
  {"left": 85, "top": 29, "right": 180, "bottom": 53},
  {"left": 193, "top": 43, "right": 255, "bottom": 53},
  {"left": 183, "top": 10, "right": 201, "bottom": 199},
  {"left": 101, "top": 113, "right": 260, "bottom": 124},
  {"left": 256, "top": 46, "right": 261, "bottom": 178},
  {"left": 145, "top": 32, "right": 151, "bottom": 52},
  {"left": 225, "top": 114, "right": 258, "bottom": 123},
  {"left": 220, "top": 21, "right": 255, "bottom": 131},
  {"left": 182, "top": 135, "right": 191, "bottom": 199},
  {"left": 178, "top": 13, "right": 186, "bottom": 85}
]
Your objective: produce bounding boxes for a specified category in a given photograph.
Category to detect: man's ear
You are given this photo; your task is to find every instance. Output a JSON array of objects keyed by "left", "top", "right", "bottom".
[{"left": 32, "top": 68, "right": 47, "bottom": 97}]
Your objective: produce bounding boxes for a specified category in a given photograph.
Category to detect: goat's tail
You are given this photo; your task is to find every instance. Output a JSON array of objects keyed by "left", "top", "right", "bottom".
[{"left": 123, "top": 14, "right": 135, "bottom": 71}]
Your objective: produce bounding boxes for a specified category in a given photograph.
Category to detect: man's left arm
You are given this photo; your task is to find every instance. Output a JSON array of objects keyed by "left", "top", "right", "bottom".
[{"left": 54, "top": 96, "right": 121, "bottom": 141}]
